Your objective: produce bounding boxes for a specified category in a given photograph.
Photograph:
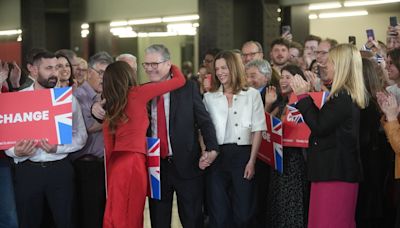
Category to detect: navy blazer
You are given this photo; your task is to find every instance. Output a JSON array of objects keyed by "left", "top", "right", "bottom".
[{"left": 296, "top": 90, "right": 363, "bottom": 182}]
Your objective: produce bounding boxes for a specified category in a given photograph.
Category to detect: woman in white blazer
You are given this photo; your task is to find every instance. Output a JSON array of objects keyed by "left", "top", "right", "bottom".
[{"left": 200, "top": 50, "right": 266, "bottom": 228}]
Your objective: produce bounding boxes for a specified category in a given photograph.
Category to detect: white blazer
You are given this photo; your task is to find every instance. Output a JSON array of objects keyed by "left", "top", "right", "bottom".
[{"left": 203, "top": 86, "right": 266, "bottom": 145}]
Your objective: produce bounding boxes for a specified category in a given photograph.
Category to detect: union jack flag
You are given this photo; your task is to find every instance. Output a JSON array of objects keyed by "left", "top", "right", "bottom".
[
  {"left": 147, "top": 137, "right": 161, "bottom": 200},
  {"left": 51, "top": 87, "right": 73, "bottom": 144},
  {"left": 259, "top": 113, "right": 283, "bottom": 173}
]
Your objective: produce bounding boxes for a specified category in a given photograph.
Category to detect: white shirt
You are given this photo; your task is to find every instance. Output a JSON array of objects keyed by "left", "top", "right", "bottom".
[
  {"left": 386, "top": 84, "right": 400, "bottom": 105},
  {"left": 6, "top": 84, "right": 88, "bottom": 163},
  {"left": 203, "top": 86, "right": 266, "bottom": 145}
]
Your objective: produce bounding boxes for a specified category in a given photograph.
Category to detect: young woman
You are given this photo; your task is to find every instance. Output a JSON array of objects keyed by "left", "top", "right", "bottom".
[
  {"left": 264, "top": 65, "right": 309, "bottom": 228},
  {"left": 290, "top": 43, "right": 367, "bottom": 228},
  {"left": 202, "top": 50, "right": 266, "bottom": 227},
  {"left": 102, "top": 61, "right": 185, "bottom": 228},
  {"left": 56, "top": 54, "right": 75, "bottom": 88}
]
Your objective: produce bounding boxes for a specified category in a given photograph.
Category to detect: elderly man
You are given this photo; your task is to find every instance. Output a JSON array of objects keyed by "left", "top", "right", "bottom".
[
  {"left": 245, "top": 59, "right": 273, "bottom": 228},
  {"left": 72, "top": 51, "right": 113, "bottom": 228},
  {"left": 116, "top": 53, "right": 137, "bottom": 73},
  {"left": 241, "top": 41, "right": 264, "bottom": 65}
]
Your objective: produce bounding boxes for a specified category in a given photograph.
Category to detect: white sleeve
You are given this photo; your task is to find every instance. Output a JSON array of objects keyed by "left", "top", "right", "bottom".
[
  {"left": 5, "top": 146, "right": 31, "bottom": 163},
  {"left": 251, "top": 90, "right": 267, "bottom": 132},
  {"left": 55, "top": 96, "right": 88, "bottom": 154}
]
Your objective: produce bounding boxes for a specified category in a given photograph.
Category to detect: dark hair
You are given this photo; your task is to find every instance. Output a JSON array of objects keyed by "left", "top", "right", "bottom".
[
  {"left": 210, "top": 50, "right": 247, "bottom": 94},
  {"left": 103, "top": 61, "right": 137, "bottom": 133},
  {"left": 362, "top": 58, "right": 384, "bottom": 102},
  {"left": 56, "top": 53, "right": 75, "bottom": 86},
  {"left": 26, "top": 48, "right": 48, "bottom": 65},
  {"left": 270, "top": 38, "right": 290, "bottom": 49},
  {"left": 387, "top": 48, "right": 400, "bottom": 73},
  {"left": 204, "top": 48, "right": 222, "bottom": 58},
  {"left": 55, "top": 49, "right": 77, "bottom": 63},
  {"left": 32, "top": 51, "right": 56, "bottom": 65},
  {"left": 281, "top": 64, "right": 306, "bottom": 80},
  {"left": 304, "top": 34, "right": 322, "bottom": 44}
]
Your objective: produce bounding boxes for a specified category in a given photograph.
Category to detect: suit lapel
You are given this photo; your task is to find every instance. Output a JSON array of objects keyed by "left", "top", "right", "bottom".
[{"left": 169, "top": 90, "right": 178, "bottom": 126}]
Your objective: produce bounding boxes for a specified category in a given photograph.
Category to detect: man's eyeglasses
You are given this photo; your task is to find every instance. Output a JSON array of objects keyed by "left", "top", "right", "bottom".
[
  {"left": 241, "top": 52, "right": 261, "bottom": 58},
  {"left": 141, "top": 60, "right": 167, "bottom": 69},
  {"left": 90, "top": 66, "right": 105, "bottom": 77},
  {"left": 203, "top": 59, "right": 214, "bottom": 64}
]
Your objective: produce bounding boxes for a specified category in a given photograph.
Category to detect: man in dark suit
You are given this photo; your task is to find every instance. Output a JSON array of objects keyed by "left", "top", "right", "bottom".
[
  {"left": 244, "top": 58, "right": 273, "bottom": 228},
  {"left": 143, "top": 44, "right": 218, "bottom": 228}
]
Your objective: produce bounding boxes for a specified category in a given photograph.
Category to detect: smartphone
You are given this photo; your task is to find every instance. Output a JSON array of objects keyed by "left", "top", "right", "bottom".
[
  {"left": 390, "top": 16, "right": 398, "bottom": 27},
  {"left": 281, "top": 25, "right": 291, "bottom": 35},
  {"left": 366, "top": 29, "right": 375, "bottom": 40},
  {"left": 348, "top": 36, "right": 356, "bottom": 45}
]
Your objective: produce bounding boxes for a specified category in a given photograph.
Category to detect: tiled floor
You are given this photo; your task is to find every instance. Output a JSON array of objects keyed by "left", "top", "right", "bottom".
[{"left": 144, "top": 194, "right": 182, "bottom": 228}]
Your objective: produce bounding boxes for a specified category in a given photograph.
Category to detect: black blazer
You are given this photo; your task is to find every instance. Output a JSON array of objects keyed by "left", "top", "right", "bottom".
[
  {"left": 296, "top": 90, "right": 363, "bottom": 182},
  {"left": 157, "top": 79, "right": 218, "bottom": 179}
]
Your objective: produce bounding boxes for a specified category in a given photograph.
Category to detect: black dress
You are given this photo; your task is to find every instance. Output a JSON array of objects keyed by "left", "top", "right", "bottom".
[{"left": 266, "top": 96, "right": 309, "bottom": 228}]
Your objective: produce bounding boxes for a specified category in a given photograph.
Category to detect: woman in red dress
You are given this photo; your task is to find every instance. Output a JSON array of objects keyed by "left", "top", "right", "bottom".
[{"left": 101, "top": 61, "right": 185, "bottom": 228}]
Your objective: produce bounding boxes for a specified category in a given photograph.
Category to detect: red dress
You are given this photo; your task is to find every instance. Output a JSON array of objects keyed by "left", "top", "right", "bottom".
[{"left": 102, "top": 65, "right": 185, "bottom": 228}]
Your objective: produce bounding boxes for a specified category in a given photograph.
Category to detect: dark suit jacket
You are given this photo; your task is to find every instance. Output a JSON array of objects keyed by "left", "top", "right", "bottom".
[
  {"left": 152, "top": 79, "right": 218, "bottom": 179},
  {"left": 296, "top": 90, "right": 363, "bottom": 182}
]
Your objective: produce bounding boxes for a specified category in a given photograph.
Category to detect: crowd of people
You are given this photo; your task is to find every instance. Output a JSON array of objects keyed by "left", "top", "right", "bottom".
[{"left": 0, "top": 19, "right": 400, "bottom": 228}]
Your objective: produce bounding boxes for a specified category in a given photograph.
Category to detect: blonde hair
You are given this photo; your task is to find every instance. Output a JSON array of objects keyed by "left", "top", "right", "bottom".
[
  {"left": 210, "top": 50, "right": 248, "bottom": 94},
  {"left": 329, "top": 43, "right": 368, "bottom": 108}
]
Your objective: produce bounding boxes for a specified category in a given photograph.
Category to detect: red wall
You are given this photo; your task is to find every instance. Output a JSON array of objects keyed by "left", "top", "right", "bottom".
[{"left": 0, "top": 42, "right": 21, "bottom": 66}]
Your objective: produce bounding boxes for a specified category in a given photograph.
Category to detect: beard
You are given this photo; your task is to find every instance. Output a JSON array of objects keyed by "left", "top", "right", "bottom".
[{"left": 37, "top": 75, "right": 58, "bottom": 88}]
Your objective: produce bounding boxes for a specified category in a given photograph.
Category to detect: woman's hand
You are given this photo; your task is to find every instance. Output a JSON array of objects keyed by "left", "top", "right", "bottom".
[
  {"left": 290, "top": 74, "right": 310, "bottom": 95},
  {"left": 377, "top": 92, "right": 400, "bottom": 121},
  {"left": 243, "top": 160, "right": 255, "bottom": 180},
  {"left": 265, "top": 86, "right": 277, "bottom": 105}
]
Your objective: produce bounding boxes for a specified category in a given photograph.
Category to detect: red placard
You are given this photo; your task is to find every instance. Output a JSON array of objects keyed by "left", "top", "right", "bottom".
[
  {"left": 0, "top": 87, "right": 72, "bottom": 150},
  {"left": 282, "top": 92, "right": 328, "bottom": 148}
]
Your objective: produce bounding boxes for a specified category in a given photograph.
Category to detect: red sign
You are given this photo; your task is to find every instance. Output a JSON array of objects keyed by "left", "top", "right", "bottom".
[
  {"left": 282, "top": 92, "right": 328, "bottom": 148},
  {"left": 0, "top": 87, "right": 72, "bottom": 150},
  {"left": 259, "top": 112, "right": 283, "bottom": 173}
]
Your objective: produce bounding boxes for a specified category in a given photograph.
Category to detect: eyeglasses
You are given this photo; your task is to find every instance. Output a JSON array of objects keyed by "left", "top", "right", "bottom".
[
  {"left": 141, "top": 60, "right": 167, "bottom": 69},
  {"left": 77, "top": 68, "right": 88, "bottom": 73},
  {"left": 90, "top": 66, "right": 105, "bottom": 77},
  {"left": 241, "top": 52, "right": 261, "bottom": 58}
]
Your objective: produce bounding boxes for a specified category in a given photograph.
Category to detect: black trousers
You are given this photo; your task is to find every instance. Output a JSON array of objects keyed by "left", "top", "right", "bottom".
[
  {"left": 253, "top": 158, "right": 271, "bottom": 228},
  {"left": 73, "top": 159, "right": 106, "bottom": 228},
  {"left": 149, "top": 157, "right": 204, "bottom": 228},
  {"left": 14, "top": 158, "right": 75, "bottom": 228},
  {"left": 206, "top": 144, "right": 255, "bottom": 228}
]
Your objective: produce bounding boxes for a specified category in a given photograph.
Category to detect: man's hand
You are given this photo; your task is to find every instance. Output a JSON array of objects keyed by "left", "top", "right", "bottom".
[
  {"left": 38, "top": 139, "right": 58, "bottom": 153},
  {"left": 198, "top": 150, "right": 218, "bottom": 170},
  {"left": 92, "top": 99, "right": 106, "bottom": 121},
  {"left": 14, "top": 139, "right": 36, "bottom": 157}
]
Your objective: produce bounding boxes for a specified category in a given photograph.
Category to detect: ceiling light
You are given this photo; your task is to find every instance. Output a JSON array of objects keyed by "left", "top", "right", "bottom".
[
  {"left": 309, "top": 14, "right": 318, "bottom": 19},
  {"left": 0, "top": 29, "right": 22, "bottom": 36},
  {"left": 344, "top": 0, "right": 400, "bottom": 7},
  {"left": 162, "top": 14, "right": 199, "bottom": 23},
  {"left": 128, "top": 18, "right": 162, "bottom": 25},
  {"left": 319, "top": 10, "right": 368, "bottom": 18},
  {"left": 309, "top": 2, "right": 342, "bottom": 10},
  {"left": 110, "top": 21, "right": 128, "bottom": 27},
  {"left": 81, "top": 23, "right": 89, "bottom": 29}
]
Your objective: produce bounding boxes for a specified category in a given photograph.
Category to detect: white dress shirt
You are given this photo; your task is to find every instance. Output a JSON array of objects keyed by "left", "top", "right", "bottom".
[
  {"left": 203, "top": 86, "right": 266, "bottom": 145},
  {"left": 6, "top": 84, "right": 88, "bottom": 163}
]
